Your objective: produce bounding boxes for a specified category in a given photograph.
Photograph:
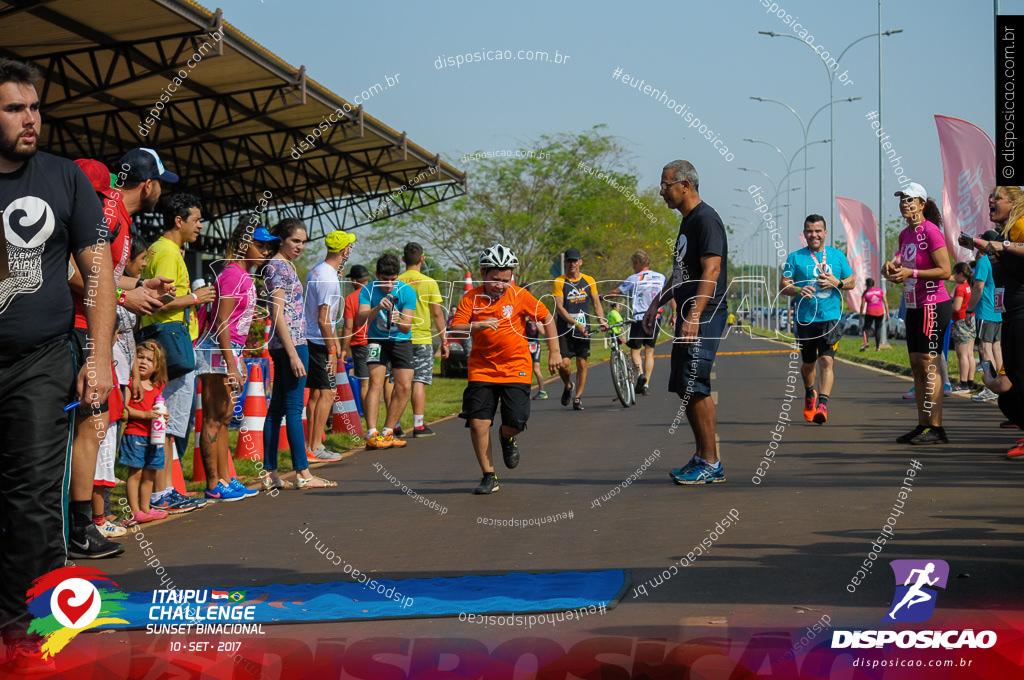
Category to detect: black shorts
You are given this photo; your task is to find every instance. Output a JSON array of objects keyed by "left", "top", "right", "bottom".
[
  {"left": 667, "top": 308, "right": 727, "bottom": 399},
  {"left": 306, "top": 342, "right": 334, "bottom": 390},
  {"left": 351, "top": 343, "right": 368, "bottom": 380},
  {"left": 626, "top": 319, "right": 657, "bottom": 349},
  {"left": 460, "top": 382, "right": 531, "bottom": 431},
  {"left": 905, "top": 301, "right": 953, "bottom": 355},
  {"left": 794, "top": 320, "right": 843, "bottom": 364},
  {"left": 559, "top": 334, "right": 590, "bottom": 359},
  {"left": 366, "top": 339, "right": 413, "bottom": 370},
  {"left": 70, "top": 327, "right": 110, "bottom": 414}
]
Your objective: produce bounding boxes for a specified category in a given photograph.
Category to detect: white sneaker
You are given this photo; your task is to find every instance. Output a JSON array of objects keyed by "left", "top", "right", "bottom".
[
  {"left": 972, "top": 388, "right": 998, "bottom": 402},
  {"left": 98, "top": 519, "right": 127, "bottom": 538},
  {"left": 311, "top": 446, "right": 343, "bottom": 461}
]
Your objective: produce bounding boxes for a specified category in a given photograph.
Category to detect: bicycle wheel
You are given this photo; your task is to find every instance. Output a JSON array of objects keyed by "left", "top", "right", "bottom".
[{"left": 610, "top": 350, "right": 630, "bottom": 408}]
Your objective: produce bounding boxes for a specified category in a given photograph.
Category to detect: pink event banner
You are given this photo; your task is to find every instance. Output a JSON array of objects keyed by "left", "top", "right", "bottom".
[
  {"left": 836, "top": 197, "right": 880, "bottom": 311},
  {"left": 935, "top": 115, "right": 996, "bottom": 262}
]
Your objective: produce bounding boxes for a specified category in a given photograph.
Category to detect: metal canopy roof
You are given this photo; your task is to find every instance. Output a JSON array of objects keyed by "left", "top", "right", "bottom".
[{"left": 0, "top": 0, "right": 466, "bottom": 252}]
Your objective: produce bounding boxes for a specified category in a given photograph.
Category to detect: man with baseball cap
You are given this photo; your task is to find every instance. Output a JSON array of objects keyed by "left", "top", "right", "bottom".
[
  {"left": 553, "top": 247, "right": 608, "bottom": 410},
  {"left": 304, "top": 230, "right": 355, "bottom": 460}
]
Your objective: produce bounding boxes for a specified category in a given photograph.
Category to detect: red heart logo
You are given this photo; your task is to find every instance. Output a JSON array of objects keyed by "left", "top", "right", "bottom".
[{"left": 56, "top": 588, "right": 95, "bottom": 627}]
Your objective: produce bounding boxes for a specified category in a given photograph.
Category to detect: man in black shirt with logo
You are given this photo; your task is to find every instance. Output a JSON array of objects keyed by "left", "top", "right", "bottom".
[
  {"left": 0, "top": 58, "right": 115, "bottom": 671},
  {"left": 643, "top": 160, "right": 729, "bottom": 485}
]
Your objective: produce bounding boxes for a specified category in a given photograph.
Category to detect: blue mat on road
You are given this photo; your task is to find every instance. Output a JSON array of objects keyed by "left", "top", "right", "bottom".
[{"left": 111, "top": 569, "right": 628, "bottom": 628}]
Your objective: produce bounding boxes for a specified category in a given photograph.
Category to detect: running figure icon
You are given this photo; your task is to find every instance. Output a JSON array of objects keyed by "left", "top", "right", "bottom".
[{"left": 887, "top": 562, "right": 939, "bottom": 620}]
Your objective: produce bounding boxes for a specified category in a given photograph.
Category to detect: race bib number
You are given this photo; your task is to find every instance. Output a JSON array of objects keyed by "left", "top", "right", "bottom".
[
  {"left": 994, "top": 287, "right": 1006, "bottom": 314},
  {"left": 903, "top": 281, "right": 918, "bottom": 309},
  {"left": 367, "top": 343, "right": 381, "bottom": 362},
  {"left": 572, "top": 312, "right": 587, "bottom": 338}
]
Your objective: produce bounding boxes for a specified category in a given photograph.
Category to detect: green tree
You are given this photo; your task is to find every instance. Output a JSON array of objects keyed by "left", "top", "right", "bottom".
[{"left": 367, "top": 126, "right": 677, "bottom": 289}]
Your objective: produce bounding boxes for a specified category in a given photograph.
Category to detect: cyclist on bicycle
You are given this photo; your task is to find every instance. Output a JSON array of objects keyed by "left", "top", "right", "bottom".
[{"left": 605, "top": 250, "right": 667, "bottom": 395}]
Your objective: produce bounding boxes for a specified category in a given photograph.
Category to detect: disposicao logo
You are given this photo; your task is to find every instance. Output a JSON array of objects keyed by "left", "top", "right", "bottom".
[
  {"left": 26, "top": 566, "right": 128, "bottom": 659},
  {"left": 885, "top": 559, "right": 949, "bottom": 623},
  {"left": 832, "top": 559, "right": 997, "bottom": 650}
]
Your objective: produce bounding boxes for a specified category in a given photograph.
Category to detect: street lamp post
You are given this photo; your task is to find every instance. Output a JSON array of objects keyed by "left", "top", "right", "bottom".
[
  {"left": 758, "top": 28, "right": 902, "bottom": 246},
  {"left": 749, "top": 95, "right": 860, "bottom": 220}
]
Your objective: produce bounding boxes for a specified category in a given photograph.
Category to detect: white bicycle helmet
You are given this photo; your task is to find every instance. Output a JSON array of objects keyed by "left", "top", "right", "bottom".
[{"left": 479, "top": 244, "right": 519, "bottom": 269}]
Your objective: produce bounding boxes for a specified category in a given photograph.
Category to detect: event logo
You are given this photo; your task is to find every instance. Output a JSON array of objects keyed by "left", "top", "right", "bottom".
[
  {"left": 26, "top": 566, "right": 128, "bottom": 659},
  {"left": 884, "top": 559, "right": 949, "bottom": 623},
  {"left": 832, "top": 558, "right": 996, "bottom": 650}
]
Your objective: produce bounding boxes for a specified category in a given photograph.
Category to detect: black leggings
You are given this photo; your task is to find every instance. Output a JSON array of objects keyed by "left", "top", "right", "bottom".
[
  {"left": 862, "top": 314, "right": 884, "bottom": 347},
  {"left": 999, "top": 316, "right": 1024, "bottom": 428}
]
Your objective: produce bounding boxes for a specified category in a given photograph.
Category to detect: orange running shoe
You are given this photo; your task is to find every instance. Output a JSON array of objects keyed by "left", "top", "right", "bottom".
[
  {"left": 813, "top": 402, "right": 828, "bottom": 425},
  {"left": 1007, "top": 438, "right": 1024, "bottom": 460},
  {"left": 803, "top": 389, "right": 817, "bottom": 422},
  {"left": 383, "top": 431, "right": 407, "bottom": 448},
  {"left": 365, "top": 432, "right": 392, "bottom": 449}
]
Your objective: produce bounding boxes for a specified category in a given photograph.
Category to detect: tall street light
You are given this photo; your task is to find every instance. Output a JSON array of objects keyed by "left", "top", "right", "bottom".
[
  {"left": 749, "top": 95, "right": 860, "bottom": 219},
  {"left": 743, "top": 137, "right": 827, "bottom": 250},
  {"left": 758, "top": 28, "right": 903, "bottom": 246}
]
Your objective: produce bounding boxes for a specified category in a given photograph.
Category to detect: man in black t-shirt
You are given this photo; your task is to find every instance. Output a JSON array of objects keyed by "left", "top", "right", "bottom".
[
  {"left": 643, "top": 160, "right": 729, "bottom": 486},
  {"left": 0, "top": 58, "right": 115, "bottom": 671}
]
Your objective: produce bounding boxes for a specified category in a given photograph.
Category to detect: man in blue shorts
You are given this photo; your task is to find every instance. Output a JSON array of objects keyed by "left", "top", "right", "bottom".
[
  {"left": 780, "top": 215, "right": 855, "bottom": 424},
  {"left": 643, "top": 160, "right": 729, "bottom": 485}
]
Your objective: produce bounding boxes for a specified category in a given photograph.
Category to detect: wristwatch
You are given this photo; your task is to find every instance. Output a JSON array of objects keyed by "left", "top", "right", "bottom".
[{"left": 1005, "top": 240, "right": 1013, "bottom": 250}]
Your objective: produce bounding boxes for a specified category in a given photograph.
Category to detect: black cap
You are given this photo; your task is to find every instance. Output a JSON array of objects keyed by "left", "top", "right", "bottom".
[
  {"left": 981, "top": 229, "right": 1002, "bottom": 241},
  {"left": 348, "top": 264, "right": 371, "bottom": 279},
  {"left": 564, "top": 247, "right": 582, "bottom": 260},
  {"left": 118, "top": 148, "right": 179, "bottom": 183}
]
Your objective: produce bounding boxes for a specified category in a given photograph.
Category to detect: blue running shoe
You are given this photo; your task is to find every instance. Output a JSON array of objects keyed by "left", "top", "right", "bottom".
[
  {"left": 229, "top": 478, "right": 259, "bottom": 498},
  {"left": 152, "top": 491, "right": 195, "bottom": 514},
  {"left": 669, "top": 455, "right": 701, "bottom": 479},
  {"left": 672, "top": 460, "right": 726, "bottom": 485},
  {"left": 205, "top": 482, "right": 245, "bottom": 502},
  {"left": 166, "top": 489, "right": 206, "bottom": 510}
]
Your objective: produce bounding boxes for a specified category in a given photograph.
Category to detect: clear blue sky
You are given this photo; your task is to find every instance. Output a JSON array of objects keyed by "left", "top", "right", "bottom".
[{"left": 208, "top": 0, "right": 1017, "bottom": 262}]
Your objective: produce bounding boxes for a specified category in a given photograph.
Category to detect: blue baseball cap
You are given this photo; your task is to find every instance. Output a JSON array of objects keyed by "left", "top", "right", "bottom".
[
  {"left": 253, "top": 227, "right": 280, "bottom": 242},
  {"left": 118, "top": 148, "right": 179, "bottom": 183}
]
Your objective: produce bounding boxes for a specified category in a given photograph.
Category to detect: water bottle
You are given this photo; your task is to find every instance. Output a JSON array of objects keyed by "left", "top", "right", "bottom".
[{"left": 150, "top": 395, "right": 168, "bottom": 445}]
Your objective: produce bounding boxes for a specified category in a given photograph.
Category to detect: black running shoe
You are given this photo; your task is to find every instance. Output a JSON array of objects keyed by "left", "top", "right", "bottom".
[
  {"left": 635, "top": 374, "right": 647, "bottom": 392},
  {"left": 896, "top": 425, "right": 926, "bottom": 444},
  {"left": 474, "top": 473, "right": 499, "bottom": 494},
  {"left": 910, "top": 426, "right": 948, "bottom": 445},
  {"left": 68, "top": 522, "right": 124, "bottom": 559},
  {"left": 500, "top": 434, "right": 519, "bottom": 469},
  {"left": 573, "top": 398, "right": 584, "bottom": 411},
  {"left": 561, "top": 381, "right": 574, "bottom": 406},
  {"left": 413, "top": 426, "right": 435, "bottom": 438}
]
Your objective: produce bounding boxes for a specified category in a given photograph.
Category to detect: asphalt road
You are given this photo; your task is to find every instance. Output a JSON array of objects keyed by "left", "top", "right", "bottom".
[{"left": 86, "top": 328, "right": 1024, "bottom": 671}]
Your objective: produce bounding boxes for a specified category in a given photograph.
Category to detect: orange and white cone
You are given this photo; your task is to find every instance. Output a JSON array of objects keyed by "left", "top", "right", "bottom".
[
  {"left": 235, "top": 364, "right": 266, "bottom": 461},
  {"left": 464, "top": 271, "right": 473, "bottom": 292},
  {"left": 171, "top": 447, "right": 189, "bottom": 495},
  {"left": 192, "top": 381, "right": 206, "bottom": 483},
  {"left": 332, "top": 378, "right": 365, "bottom": 437}
]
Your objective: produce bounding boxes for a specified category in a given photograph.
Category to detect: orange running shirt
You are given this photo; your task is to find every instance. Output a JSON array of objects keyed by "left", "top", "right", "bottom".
[{"left": 453, "top": 285, "right": 550, "bottom": 384}]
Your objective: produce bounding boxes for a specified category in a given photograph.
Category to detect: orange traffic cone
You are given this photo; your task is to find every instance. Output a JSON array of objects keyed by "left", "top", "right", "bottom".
[
  {"left": 235, "top": 364, "right": 266, "bottom": 461},
  {"left": 332, "top": 378, "right": 365, "bottom": 437},
  {"left": 464, "top": 271, "right": 473, "bottom": 292},
  {"left": 192, "top": 381, "right": 206, "bottom": 483},
  {"left": 171, "top": 446, "right": 189, "bottom": 495}
]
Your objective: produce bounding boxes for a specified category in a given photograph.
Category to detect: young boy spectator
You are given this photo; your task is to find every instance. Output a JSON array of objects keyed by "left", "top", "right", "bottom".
[
  {"left": 451, "top": 245, "right": 561, "bottom": 494},
  {"left": 340, "top": 264, "right": 371, "bottom": 415}
]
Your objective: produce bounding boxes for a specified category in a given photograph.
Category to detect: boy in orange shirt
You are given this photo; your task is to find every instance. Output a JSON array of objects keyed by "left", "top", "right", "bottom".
[{"left": 451, "top": 245, "right": 561, "bottom": 494}]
